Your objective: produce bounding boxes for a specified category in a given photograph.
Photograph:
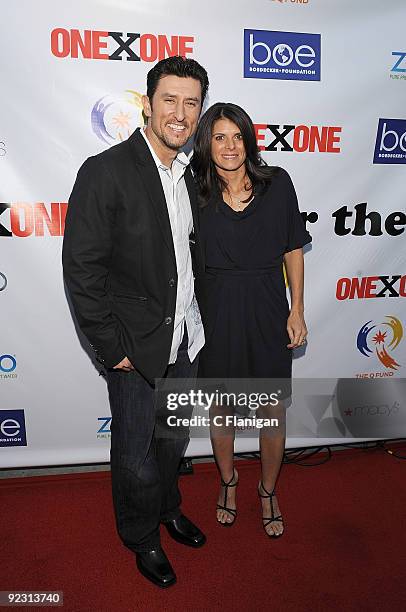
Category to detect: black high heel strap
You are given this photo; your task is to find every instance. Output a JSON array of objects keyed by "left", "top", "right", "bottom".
[
  {"left": 259, "top": 481, "right": 283, "bottom": 524},
  {"left": 221, "top": 470, "right": 238, "bottom": 488},
  {"left": 258, "top": 481, "right": 274, "bottom": 498},
  {"left": 216, "top": 470, "right": 238, "bottom": 521}
]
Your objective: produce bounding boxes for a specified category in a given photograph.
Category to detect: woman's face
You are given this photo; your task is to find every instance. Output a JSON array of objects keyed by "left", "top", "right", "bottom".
[{"left": 211, "top": 118, "right": 247, "bottom": 173}]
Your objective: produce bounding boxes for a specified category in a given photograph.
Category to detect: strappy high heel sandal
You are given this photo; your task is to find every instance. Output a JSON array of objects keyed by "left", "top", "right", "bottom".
[
  {"left": 216, "top": 469, "right": 238, "bottom": 527},
  {"left": 258, "top": 481, "right": 284, "bottom": 538}
]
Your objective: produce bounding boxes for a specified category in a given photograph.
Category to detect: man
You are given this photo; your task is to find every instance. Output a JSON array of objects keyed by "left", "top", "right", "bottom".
[{"left": 62, "top": 56, "right": 209, "bottom": 588}]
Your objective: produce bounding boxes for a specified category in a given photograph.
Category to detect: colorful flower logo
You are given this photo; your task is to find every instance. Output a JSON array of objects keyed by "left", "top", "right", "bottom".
[
  {"left": 91, "top": 90, "right": 143, "bottom": 145},
  {"left": 357, "top": 316, "right": 403, "bottom": 370}
]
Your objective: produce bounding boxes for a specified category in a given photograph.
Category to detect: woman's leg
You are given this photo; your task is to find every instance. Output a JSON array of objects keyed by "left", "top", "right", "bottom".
[
  {"left": 209, "top": 404, "right": 238, "bottom": 524},
  {"left": 257, "top": 402, "right": 286, "bottom": 536}
]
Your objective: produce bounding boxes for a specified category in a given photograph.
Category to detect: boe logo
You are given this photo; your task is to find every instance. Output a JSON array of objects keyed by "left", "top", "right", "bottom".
[
  {"left": 244, "top": 29, "right": 321, "bottom": 81},
  {"left": 373, "top": 118, "right": 406, "bottom": 164},
  {"left": 0, "top": 410, "right": 27, "bottom": 446},
  {"left": 1, "top": 419, "right": 20, "bottom": 436}
]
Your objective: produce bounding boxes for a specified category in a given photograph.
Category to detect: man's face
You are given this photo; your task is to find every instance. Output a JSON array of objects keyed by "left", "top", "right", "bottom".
[{"left": 142, "top": 75, "right": 202, "bottom": 152}]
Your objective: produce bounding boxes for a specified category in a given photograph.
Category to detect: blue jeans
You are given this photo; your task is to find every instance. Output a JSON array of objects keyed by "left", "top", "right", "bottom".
[{"left": 106, "top": 331, "right": 198, "bottom": 552}]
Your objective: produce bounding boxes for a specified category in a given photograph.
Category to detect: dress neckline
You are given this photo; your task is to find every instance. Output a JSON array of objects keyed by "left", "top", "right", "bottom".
[{"left": 219, "top": 193, "right": 260, "bottom": 219}]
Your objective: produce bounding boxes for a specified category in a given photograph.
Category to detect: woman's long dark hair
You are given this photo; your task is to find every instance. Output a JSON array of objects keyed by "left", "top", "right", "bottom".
[{"left": 191, "top": 102, "right": 277, "bottom": 206}]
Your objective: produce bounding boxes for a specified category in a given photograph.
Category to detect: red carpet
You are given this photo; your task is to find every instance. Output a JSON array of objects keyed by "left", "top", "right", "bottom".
[{"left": 1, "top": 449, "right": 405, "bottom": 612}]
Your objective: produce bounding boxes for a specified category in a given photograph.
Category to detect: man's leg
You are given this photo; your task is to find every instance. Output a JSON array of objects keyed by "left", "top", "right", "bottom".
[
  {"left": 154, "top": 333, "right": 205, "bottom": 549},
  {"left": 106, "top": 368, "right": 161, "bottom": 553},
  {"left": 156, "top": 330, "right": 198, "bottom": 522}
]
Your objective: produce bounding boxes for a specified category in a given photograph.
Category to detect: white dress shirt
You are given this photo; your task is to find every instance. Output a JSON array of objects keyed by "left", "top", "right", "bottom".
[{"left": 140, "top": 128, "right": 205, "bottom": 364}]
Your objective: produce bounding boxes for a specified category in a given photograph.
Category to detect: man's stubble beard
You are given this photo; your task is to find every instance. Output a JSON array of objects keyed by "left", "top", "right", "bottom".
[
  {"left": 149, "top": 114, "right": 190, "bottom": 151},
  {"left": 160, "top": 130, "right": 190, "bottom": 151}
]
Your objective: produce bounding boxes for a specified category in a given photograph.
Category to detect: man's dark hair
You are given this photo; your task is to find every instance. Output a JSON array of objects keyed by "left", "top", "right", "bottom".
[{"left": 146, "top": 56, "right": 209, "bottom": 107}]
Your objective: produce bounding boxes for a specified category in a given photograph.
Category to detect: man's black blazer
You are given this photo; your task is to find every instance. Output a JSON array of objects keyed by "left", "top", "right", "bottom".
[{"left": 62, "top": 128, "right": 204, "bottom": 382}]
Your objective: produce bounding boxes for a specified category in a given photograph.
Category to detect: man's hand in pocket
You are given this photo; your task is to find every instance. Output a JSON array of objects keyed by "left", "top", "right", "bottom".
[{"left": 113, "top": 357, "right": 135, "bottom": 371}]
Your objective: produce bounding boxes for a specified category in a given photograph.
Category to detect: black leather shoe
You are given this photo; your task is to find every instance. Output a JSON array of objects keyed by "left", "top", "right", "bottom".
[
  {"left": 163, "top": 514, "right": 206, "bottom": 548},
  {"left": 135, "top": 547, "right": 176, "bottom": 588}
]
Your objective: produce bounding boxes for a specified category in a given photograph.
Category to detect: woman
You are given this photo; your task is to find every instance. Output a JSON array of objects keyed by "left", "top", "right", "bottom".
[{"left": 192, "top": 103, "right": 311, "bottom": 538}]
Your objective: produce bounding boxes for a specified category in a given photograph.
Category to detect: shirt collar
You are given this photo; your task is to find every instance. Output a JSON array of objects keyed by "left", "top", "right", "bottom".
[{"left": 140, "top": 127, "right": 189, "bottom": 171}]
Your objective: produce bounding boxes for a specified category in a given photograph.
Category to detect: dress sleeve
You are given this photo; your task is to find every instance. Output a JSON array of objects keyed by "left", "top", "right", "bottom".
[{"left": 283, "top": 169, "right": 312, "bottom": 253}]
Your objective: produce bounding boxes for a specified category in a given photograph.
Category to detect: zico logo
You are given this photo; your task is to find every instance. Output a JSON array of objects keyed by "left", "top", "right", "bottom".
[
  {"left": 336, "top": 275, "right": 406, "bottom": 300},
  {"left": 0, "top": 203, "right": 67, "bottom": 237},
  {"left": 51, "top": 29, "right": 194, "bottom": 61},
  {"left": 97, "top": 417, "right": 111, "bottom": 439},
  {"left": 254, "top": 123, "right": 341, "bottom": 153},
  {"left": 391, "top": 51, "right": 406, "bottom": 74}
]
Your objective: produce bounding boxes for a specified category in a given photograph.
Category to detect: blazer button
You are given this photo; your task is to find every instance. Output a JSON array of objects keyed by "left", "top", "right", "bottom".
[
  {"left": 164, "top": 317, "right": 172, "bottom": 325},
  {"left": 169, "top": 278, "right": 175, "bottom": 287}
]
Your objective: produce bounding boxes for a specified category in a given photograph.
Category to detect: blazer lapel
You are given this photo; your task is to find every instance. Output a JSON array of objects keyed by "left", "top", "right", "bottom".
[
  {"left": 128, "top": 129, "right": 175, "bottom": 258},
  {"left": 184, "top": 166, "right": 199, "bottom": 231},
  {"left": 184, "top": 167, "right": 205, "bottom": 272}
]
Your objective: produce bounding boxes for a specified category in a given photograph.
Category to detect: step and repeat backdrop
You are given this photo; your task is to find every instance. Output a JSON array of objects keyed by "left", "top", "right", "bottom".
[{"left": 1, "top": 0, "right": 405, "bottom": 467}]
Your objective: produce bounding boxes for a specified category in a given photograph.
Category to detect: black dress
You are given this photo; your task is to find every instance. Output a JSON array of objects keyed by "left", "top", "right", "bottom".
[{"left": 197, "top": 167, "right": 312, "bottom": 389}]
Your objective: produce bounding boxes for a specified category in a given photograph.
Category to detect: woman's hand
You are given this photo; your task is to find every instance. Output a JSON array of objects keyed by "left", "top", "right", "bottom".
[{"left": 287, "top": 310, "right": 308, "bottom": 349}]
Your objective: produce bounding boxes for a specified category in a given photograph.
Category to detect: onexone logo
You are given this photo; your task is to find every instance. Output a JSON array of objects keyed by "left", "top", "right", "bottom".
[
  {"left": 254, "top": 123, "right": 341, "bottom": 153},
  {"left": 336, "top": 275, "right": 406, "bottom": 300},
  {"left": 0, "top": 202, "right": 67, "bottom": 237},
  {"left": 51, "top": 28, "right": 194, "bottom": 62}
]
